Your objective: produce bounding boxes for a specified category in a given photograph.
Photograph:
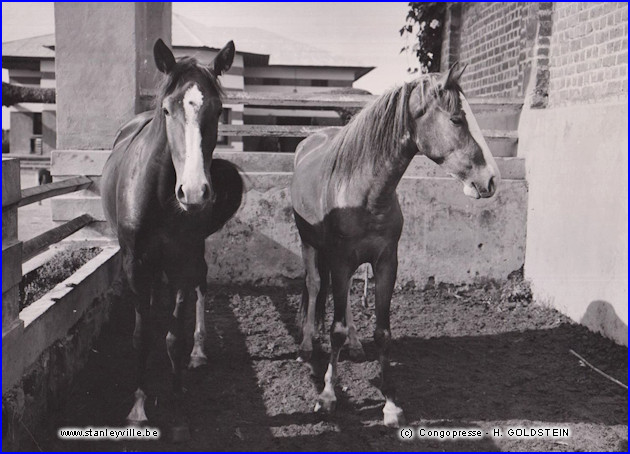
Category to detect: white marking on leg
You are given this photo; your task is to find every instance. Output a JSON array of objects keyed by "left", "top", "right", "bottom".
[
  {"left": 173, "top": 289, "right": 184, "bottom": 318},
  {"left": 127, "top": 388, "right": 148, "bottom": 423},
  {"left": 315, "top": 362, "right": 337, "bottom": 412},
  {"left": 383, "top": 398, "right": 405, "bottom": 427},
  {"left": 189, "top": 286, "right": 208, "bottom": 368},
  {"left": 323, "top": 363, "right": 335, "bottom": 394}
]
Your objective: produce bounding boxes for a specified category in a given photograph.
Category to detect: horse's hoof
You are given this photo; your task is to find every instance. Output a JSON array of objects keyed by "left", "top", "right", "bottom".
[
  {"left": 314, "top": 392, "right": 337, "bottom": 413},
  {"left": 383, "top": 407, "right": 406, "bottom": 428},
  {"left": 170, "top": 424, "right": 191, "bottom": 443},
  {"left": 126, "top": 388, "right": 148, "bottom": 425},
  {"left": 348, "top": 343, "right": 366, "bottom": 362},
  {"left": 188, "top": 354, "right": 208, "bottom": 370}
]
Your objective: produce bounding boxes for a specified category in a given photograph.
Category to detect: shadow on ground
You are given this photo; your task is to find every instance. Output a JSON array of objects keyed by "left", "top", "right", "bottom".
[{"left": 33, "top": 282, "right": 627, "bottom": 451}]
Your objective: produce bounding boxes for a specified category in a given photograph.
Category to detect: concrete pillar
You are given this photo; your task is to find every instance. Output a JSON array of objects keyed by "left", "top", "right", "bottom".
[
  {"left": 54, "top": 2, "right": 171, "bottom": 150},
  {"left": 52, "top": 2, "right": 171, "bottom": 227},
  {"left": 9, "top": 111, "right": 33, "bottom": 154}
]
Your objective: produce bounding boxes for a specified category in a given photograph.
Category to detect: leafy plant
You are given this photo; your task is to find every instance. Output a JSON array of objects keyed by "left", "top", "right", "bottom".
[{"left": 400, "top": 2, "right": 447, "bottom": 74}]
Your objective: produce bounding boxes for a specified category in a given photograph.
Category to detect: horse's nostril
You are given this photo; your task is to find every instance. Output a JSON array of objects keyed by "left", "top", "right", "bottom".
[
  {"left": 488, "top": 176, "right": 495, "bottom": 194},
  {"left": 201, "top": 184, "right": 210, "bottom": 201},
  {"left": 176, "top": 185, "right": 185, "bottom": 201}
]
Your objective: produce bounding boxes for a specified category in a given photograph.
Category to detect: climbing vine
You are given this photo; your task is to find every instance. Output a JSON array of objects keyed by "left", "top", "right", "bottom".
[{"left": 400, "top": 2, "right": 447, "bottom": 73}]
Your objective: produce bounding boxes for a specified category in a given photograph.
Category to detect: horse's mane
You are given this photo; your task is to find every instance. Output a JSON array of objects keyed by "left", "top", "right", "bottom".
[
  {"left": 328, "top": 73, "right": 462, "bottom": 179},
  {"left": 154, "top": 57, "right": 224, "bottom": 110}
]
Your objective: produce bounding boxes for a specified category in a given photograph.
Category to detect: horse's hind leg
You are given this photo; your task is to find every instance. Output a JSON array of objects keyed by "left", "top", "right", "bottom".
[
  {"left": 189, "top": 284, "right": 208, "bottom": 369},
  {"left": 166, "top": 289, "right": 187, "bottom": 389},
  {"left": 315, "top": 254, "right": 329, "bottom": 334},
  {"left": 315, "top": 265, "right": 352, "bottom": 413},
  {"left": 373, "top": 248, "right": 405, "bottom": 427},
  {"left": 298, "top": 242, "right": 321, "bottom": 361},
  {"left": 127, "top": 287, "right": 153, "bottom": 425}
]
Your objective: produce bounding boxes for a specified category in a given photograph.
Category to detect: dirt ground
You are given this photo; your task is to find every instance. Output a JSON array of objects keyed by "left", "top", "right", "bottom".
[{"left": 34, "top": 271, "right": 627, "bottom": 452}]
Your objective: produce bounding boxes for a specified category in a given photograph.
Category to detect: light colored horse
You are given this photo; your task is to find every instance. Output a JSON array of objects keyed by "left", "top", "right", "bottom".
[{"left": 291, "top": 64, "right": 500, "bottom": 427}]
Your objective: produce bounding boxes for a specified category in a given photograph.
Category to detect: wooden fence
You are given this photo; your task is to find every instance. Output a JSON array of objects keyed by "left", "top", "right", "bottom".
[
  {"left": 221, "top": 92, "right": 520, "bottom": 134},
  {"left": 1, "top": 157, "right": 121, "bottom": 393}
]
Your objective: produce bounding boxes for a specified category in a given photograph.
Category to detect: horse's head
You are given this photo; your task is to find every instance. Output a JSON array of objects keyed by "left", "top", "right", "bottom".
[
  {"left": 154, "top": 39, "right": 235, "bottom": 212},
  {"left": 408, "top": 64, "right": 500, "bottom": 199}
]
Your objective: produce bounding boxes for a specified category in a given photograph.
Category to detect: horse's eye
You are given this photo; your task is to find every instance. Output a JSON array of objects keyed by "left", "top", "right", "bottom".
[
  {"left": 451, "top": 116, "right": 463, "bottom": 125},
  {"left": 163, "top": 107, "right": 170, "bottom": 116}
]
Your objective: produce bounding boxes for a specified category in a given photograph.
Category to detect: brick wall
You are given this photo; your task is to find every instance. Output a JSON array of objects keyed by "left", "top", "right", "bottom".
[
  {"left": 549, "top": 2, "right": 628, "bottom": 107},
  {"left": 443, "top": 2, "right": 627, "bottom": 105},
  {"left": 455, "top": 2, "right": 537, "bottom": 98}
]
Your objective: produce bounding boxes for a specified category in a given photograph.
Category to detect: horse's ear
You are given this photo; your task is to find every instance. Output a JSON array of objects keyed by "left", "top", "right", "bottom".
[
  {"left": 439, "top": 62, "right": 467, "bottom": 89},
  {"left": 154, "top": 39, "right": 176, "bottom": 74},
  {"left": 211, "top": 40, "right": 235, "bottom": 76}
]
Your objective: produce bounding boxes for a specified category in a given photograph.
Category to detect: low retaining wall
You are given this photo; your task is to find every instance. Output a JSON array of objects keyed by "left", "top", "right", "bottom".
[
  {"left": 205, "top": 154, "right": 528, "bottom": 286},
  {"left": 51, "top": 150, "right": 528, "bottom": 287},
  {"left": 2, "top": 246, "right": 121, "bottom": 450}
]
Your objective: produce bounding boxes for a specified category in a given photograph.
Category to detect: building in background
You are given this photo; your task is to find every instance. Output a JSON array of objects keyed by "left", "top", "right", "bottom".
[{"left": 1, "top": 13, "right": 373, "bottom": 155}]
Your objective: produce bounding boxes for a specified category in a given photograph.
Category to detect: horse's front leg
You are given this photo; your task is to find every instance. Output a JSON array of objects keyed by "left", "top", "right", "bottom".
[
  {"left": 189, "top": 284, "right": 208, "bottom": 369},
  {"left": 373, "top": 247, "right": 405, "bottom": 427},
  {"left": 127, "top": 283, "right": 154, "bottom": 425},
  {"left": 165, "top": 288, "right": 190, "bottom": 441}
]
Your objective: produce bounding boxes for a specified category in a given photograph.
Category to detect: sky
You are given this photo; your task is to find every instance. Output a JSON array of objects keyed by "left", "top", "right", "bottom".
[{"left": 2, "top": 2, "right": 420, "bottom": 129}]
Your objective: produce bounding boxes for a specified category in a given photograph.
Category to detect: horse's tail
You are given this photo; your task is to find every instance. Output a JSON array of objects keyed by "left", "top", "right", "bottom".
[{"left": 207, "top": 158, "right": 244, "bottom": 234}]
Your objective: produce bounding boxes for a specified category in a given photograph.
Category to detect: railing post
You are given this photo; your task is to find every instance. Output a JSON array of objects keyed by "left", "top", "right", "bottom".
[{"left": 2, "top": 158, "right": 24, "bottom": 346}]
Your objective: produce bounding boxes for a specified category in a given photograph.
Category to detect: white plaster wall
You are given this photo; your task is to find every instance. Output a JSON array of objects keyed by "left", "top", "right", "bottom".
[{"left": 519, "top": 101, "right": 628, "bottom": 345}]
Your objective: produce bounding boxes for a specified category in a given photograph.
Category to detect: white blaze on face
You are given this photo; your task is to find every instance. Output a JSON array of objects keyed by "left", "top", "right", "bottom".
[
  {"left": 181, "top": 84, "right": 208, "bottom": 201},
  {"left": 459, "top": 92, "right": 501, "bottom": 182}
]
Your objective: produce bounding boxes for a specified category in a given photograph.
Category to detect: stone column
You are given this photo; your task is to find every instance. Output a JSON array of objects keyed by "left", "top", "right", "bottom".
[{"left": 52, "top": 2, "right": 171, "bottom": 225}]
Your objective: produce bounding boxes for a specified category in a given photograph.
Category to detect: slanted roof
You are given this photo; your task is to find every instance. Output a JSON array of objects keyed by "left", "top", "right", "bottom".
[
  {"left": 173, "top": 14, "right": 371, "bottom": 69},
  {"left": 2, "top": 34, "right": 55, "bottom": 59},
  {"left": 2, "top": 15, "right": 374, "bottom": 80}
]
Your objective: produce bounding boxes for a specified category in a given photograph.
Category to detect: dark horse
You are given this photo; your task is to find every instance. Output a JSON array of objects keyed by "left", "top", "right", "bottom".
[
  {"left": 291, "top": 64, "right": 500, "bottom": 427},
  {"left": 101, "top": 39, "right": 243, "bottom": 431}
]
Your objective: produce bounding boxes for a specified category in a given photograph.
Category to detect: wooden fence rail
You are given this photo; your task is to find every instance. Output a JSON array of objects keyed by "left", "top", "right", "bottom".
[
  {"left": 223, "top": 91, "right": 523, "bottom": 108},
  {"left": 217, "top": 124, "right": 520, "bottom": 139},
  {"left": 2, "top": 157, "right": 95, "bottom": 345},
  {"left": 21, "top": 214, "right": 94, "bottom": 263},
  {"left": 18, "top": 176, "right": 93, "bottom": 208}
]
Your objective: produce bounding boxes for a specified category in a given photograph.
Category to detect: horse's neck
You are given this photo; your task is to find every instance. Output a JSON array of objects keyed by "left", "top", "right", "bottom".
[
  {"left": 366, "top": 141, "right": 416, "bottom": 208},
  {"left": 332, "top": 139, "right": 416, "bottom": 213}
]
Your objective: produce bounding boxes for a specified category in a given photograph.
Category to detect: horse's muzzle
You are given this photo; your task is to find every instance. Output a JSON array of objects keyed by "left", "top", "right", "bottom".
[{"left": 176, "top": 182, "right": 212, "bottom": 211}]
